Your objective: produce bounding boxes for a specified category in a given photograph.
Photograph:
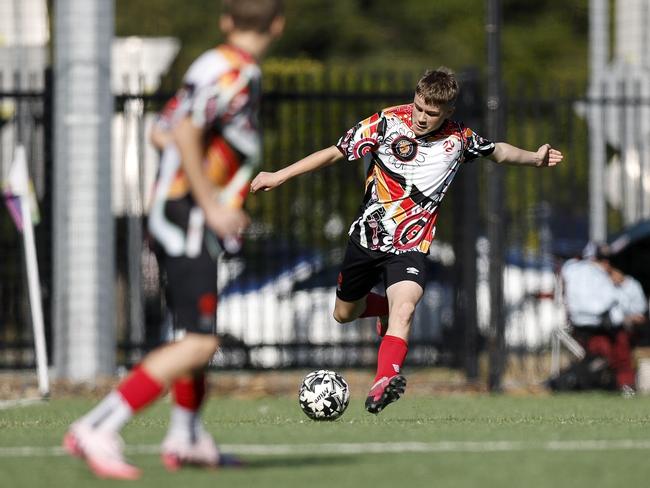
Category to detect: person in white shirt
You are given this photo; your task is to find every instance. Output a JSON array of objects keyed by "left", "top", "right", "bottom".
[
  {"left": 561, "top": 255, "right": 618, "bottom": 327},
  {"left": 610, "top": 267, "right": 648, "bottom": 327},
  {"left": 560, "top": 243, "right": 643, "bottom": 391}
]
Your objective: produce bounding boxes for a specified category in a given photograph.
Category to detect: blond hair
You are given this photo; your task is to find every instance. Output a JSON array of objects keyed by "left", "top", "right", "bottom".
[
  {"left": 415, "top": 67, "right": 459, "bottom": 107},
  {"left": 221, "top": 0, "right": 284, "bottom": 33}
]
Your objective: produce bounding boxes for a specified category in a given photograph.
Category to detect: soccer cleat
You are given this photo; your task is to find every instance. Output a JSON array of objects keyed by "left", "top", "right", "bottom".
[
  {"left": 365, "top": 375, "right": 407, "bottom": 414},
  {"left": 62, "top": 429, "right": 83, "bottom": 458},
  {"left": 62, "top": 423, "right": 141, "bottom": 480},
  {"left": 376, "top": 315, "right": 388, "bottom": 337},
  {"left": 161, "top": 431, "right": 243, "bottom": 471}
]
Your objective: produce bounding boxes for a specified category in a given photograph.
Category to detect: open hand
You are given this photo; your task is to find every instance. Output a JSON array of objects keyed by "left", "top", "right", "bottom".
[{"left": 536, "top": 144, "right": 564, "bottom": 167}]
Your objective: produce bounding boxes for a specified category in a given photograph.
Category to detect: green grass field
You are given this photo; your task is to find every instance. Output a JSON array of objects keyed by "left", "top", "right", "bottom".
[{"left": 2, "top": 392, "right": 650, "bottom": 488}]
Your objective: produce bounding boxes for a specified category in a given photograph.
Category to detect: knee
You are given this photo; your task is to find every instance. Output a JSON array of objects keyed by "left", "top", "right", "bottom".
[
  {"left": 333, "top": 301, "right": 360, "bottom": 323},
  {"left": 333, "top": 309, "right": 353, "bottom": 324},
  {"left": 183, "top": 334, "right": 220, "bottom": 362}
]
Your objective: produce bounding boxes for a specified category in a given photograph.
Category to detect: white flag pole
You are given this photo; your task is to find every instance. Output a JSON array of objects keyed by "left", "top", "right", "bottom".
[{"left": 10, "top": 146, "right": 50, "bottom": 397}]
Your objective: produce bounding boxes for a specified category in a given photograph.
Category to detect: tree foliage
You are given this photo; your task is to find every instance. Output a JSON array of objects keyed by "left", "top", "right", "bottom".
[{"left": 115, "top": 0, "right": 589, "bottom": 86}]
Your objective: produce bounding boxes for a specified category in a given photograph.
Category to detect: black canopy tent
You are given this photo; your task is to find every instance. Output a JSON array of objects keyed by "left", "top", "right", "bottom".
[{"left": 609, "top": 219, "right": 650, "bottom": 296}]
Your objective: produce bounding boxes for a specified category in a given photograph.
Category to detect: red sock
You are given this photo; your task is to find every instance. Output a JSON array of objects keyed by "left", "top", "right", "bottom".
[
  {"left": 374, "top": 335, "right": 408, "bottom": 382},
  {"left": 173, "top": 373, "right": 207, "bottom": 411},
  {"left": 116, "top": 366, "right": 164, "bottom": 412},
  {"left": 359, "top": 293, "right": 389, "bottom": 318}
]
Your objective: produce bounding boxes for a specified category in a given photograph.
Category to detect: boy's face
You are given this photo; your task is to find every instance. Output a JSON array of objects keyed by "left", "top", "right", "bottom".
[{"left": 411, "top": 94, "right": 454, "bottom": 136}]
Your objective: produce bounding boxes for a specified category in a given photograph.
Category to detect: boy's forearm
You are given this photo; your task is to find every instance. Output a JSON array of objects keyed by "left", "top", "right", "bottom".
[
  {"left": 150, "top": 125, "right": 173, "bottom": 150},
  {"left": 277, "top": 145, "right": 343, "bottom": 182},
  {"left": 490, "top": 142, "right": 539, "bottom": 166},
  {"left": 173, "top": 117, "right": 214, "bottom": 210}
]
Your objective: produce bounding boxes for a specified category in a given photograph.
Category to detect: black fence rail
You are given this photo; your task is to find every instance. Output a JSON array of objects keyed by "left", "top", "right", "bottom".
[
  {"left": 0, "top": 70, "right": 52, "bottom": 369},
  {"left": 114, "top": 70, "right": 482, "bottom": 369},
  {"left": 5, "top": 70, "right": 646, "bottom": 378}
]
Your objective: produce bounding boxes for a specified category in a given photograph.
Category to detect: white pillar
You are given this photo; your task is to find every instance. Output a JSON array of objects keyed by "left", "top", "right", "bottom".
[
  {"left": 53, "top": 0, "right": 115, "bottom": 380},
  {"left": 588, "top": 0, "right": 608, "bottom": 241}
]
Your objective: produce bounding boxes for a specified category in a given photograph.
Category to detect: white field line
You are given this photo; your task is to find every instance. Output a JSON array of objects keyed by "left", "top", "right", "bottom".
[
  {"left": 0, "top": 398, "right": 46, "bottom": 410},
  {"left": 3, "top": 440, "right": 650, "bottom": 458}
]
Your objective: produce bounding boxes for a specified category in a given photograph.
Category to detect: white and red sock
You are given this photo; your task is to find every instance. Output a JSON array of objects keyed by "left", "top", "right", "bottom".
[
  {"left": 373, "top": 335, "right": 408, "bottom": 383},
  {"left": 80, "top": 365, "right": 164, "bottom": 433},
  {"left": 78, "top": 391, "right": 129, "bottom": 430},
  {"left": 167, "top": 373, "right": 207, "bottom": 442},
  {"left": 116, "top": 365, "right": 165, "bottom": 412}
]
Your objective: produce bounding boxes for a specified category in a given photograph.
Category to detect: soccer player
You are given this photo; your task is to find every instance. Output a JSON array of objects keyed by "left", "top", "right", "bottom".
[
  {"left": 62, "top": 0, "right": 284, "bottom": 479},
  {"left": 251, "top": 67, "right": 563, "bottom": 414}
]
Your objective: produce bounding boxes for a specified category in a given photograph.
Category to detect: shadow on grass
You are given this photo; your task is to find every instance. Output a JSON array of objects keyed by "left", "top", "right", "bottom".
[{"left": 222, "top": 454, "right": 357, "bottom": 470}]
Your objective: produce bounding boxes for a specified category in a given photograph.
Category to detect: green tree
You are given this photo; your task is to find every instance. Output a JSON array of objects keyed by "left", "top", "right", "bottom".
[{"left": 115, "top": 0, "right": 589, "bottom": 86}]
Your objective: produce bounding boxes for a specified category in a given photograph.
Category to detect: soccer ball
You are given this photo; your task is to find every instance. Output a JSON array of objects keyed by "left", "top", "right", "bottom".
[{"left": 298, "top": 370, "right": 350, "bottom": 420}]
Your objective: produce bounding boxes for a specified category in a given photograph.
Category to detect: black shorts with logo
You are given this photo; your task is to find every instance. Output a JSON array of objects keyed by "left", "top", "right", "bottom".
[
  {"left": 336, "top": 239, "right": 427, "bottom": 302},
  {"left": 152, "top": 196, "right": 218, "bottom": 335}
]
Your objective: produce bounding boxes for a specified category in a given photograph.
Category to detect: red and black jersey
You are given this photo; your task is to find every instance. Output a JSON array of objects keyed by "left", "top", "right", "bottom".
[
  {"left": 154, "top": 43, "right": 262, "bottom": 204},
  {"left": 149, "top": 44, "right": 262, "bottom": 257},
  {"left": 336, "top": 104, "right": 495, "bottom": 254}
]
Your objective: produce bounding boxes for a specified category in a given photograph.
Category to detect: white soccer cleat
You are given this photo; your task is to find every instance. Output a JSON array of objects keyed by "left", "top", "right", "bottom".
[
  {"left": 160, "top": 431, "right": 238, "bottom": 470},
  {"left": 63, "top": 423, "right": 141, "bottom": 480},
  {"left": 161, "top": 431, "right": 242, "bottom": 471}
]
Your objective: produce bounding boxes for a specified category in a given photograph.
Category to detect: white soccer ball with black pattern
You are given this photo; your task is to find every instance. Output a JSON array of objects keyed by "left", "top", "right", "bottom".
[{"left": 298, "top": 370, "right": 350, "bottom": 420}]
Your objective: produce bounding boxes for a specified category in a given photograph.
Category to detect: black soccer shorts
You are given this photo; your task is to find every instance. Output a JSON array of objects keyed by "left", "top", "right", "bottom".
[
  {"left": 153, "top": 197, "right": 218, "bottom": 335},
  {"left": 335, "top": 239, "right": 427, "bottom": 303}
]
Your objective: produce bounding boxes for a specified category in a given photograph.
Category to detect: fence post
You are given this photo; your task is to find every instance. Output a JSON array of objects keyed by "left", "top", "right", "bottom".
[
  {"left": 485, "top": 0, "right": 506, "bottom": 391},
  {"left": 452, "top": 70, "right": 481, "bottom": 381}
]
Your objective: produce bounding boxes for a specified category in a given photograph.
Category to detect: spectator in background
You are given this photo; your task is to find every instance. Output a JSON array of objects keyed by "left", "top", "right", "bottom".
[
  {"left": 610, "top": 265, "right": 649, "bottom": 353},
  {"left": 561, "top": 243, "right": 648, "bottom": 393},
  {"left": 610, "top": 266, "right": 648, "bottom": 327},
  {"left": 561, "top": 243, "right": 618, "bottom": 329}
]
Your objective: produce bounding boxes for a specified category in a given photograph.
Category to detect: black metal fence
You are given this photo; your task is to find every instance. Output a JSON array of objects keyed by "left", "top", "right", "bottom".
[
  {"left": 114, "top": 69, "right": 483, "bottom": 370},
  {"left": 2, "top": 70, "right": 647, "bottom": 379},
  {"left": 0, "top": 70, "right": 52, "bottom": 369}
]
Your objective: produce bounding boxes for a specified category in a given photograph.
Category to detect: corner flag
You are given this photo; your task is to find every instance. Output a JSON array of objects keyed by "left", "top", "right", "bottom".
[
  {"left": 3, "top": 146, "right": 40, "bottom": 231},
  {"left": 2, "top": 145, "right": 49, "bottom": 397}
]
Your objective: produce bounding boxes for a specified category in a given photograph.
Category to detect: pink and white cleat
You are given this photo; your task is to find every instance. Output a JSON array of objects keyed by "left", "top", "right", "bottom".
[
  {"left": 364, "top": 374, "right": 407, "bottom": 414},
  {"left": 62, "top": 423, "right": 141, "bottom": 480},
  {"left": 161, "top": 431, "right": 242, "bottom": 471}
]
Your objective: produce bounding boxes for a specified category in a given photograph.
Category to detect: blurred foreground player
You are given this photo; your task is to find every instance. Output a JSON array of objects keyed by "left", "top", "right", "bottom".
[
  {"left": 63, "top": 0, "right": 284, "bottom": 479},
  {"left": 251, "top": 67, "right": 563, "bottom": 414}
]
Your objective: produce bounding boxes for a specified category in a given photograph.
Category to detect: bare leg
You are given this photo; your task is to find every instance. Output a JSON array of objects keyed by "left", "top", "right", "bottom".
[
  {"left": 384, "top": 280, "right": 423, "bottom": 340},
  {"left": 332, "top": 296, "right": 367, "bottom": 323},
  {"left": 365, "top": 280, "right": 423, "bottom": 414},
  {"left": 141, "top": 333, "right": 219, "bottom": 386}
]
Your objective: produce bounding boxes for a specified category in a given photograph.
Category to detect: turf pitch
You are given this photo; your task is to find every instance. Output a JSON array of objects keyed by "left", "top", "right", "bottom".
[{"left": 1, "top": 392, "right": 650, "bottom": 488}]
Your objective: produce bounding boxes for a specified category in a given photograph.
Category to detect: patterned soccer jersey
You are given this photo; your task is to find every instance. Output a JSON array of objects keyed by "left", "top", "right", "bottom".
[
  {"left": 149, "top": 44, "right": 262, "bottom": 256},
  {"left": 336, "top": 104, "right": 495, "bottom": 255},
  {"left": 156, "top": 43, "right": 261, "bottom": 202}
]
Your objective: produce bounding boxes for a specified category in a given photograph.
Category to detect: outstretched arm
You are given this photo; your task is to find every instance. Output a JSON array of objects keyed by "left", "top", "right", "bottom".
[
  {"left": 250, "top": 145, "right": 343, "bottom": 193},
  {"left": 489, "top": 142, "right": 563, "bottom": 167}
]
